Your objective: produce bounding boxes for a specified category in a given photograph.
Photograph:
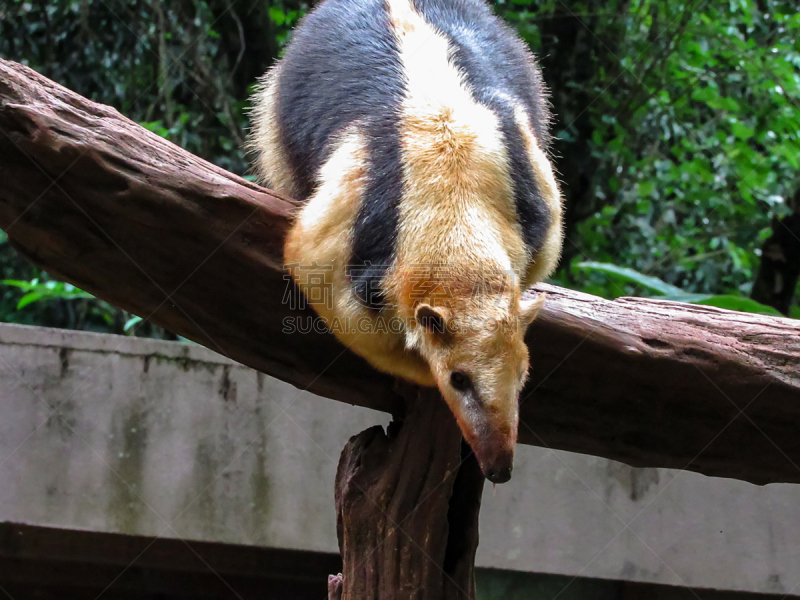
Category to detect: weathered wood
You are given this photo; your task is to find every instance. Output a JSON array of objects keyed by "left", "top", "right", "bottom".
[
  {"left": 524, "top": 285, "right": 800, "bottom": 484},
  {"left": 333, "top": 388, "right": 483, "bottom": 599},
  {"left": 1, "top": 58, "right": 799, "bottom": 484}
]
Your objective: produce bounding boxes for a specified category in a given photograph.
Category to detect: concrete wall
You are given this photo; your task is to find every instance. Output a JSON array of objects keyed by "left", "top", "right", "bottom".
[{"left": 1, "top": 323, "right": 798, "bottom": 596}]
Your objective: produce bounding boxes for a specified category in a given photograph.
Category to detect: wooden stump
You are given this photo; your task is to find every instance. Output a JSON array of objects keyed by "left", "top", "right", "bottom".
[{"left": 331, "top": 386, "right": 485, "bottom": 600}]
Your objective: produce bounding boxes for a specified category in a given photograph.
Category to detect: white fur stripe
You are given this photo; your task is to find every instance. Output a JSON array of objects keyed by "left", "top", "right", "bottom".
[
  {"left": 385, "top": 0, "right": 527, "bottom": 281},
  {"left": 511, "top": 104, "right": 564, "bottom": 283},
  {"left": 248, "top": 65, "right": 298, "bottom": 197}
]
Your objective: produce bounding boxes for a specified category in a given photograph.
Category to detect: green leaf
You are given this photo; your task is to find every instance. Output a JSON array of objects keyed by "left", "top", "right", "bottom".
[
  {"left": 17, "top": 292, "right": 45, "bottom": 309},
  {"left": 140, "top": 120, "right": 169, "bottom": 137},
  {"left": 2, "top": 279, "right": 36, "bottom": 291},
  {"left": 124, "top": 316, "right": 143, "bottom": 331},
  {"left": 694, "top": 295, "right": 784, "bottom": 316},
  {"left": 4, "top": 278, "right": 93, "bottom": 308},
  {"left": 731, "top": 122, "right": 754, "bottom": 140},
  {"left": 269, "top": 6, "right": 286, "bottom": 25},
  {"left": 574, "top": 262, "right": 685, "bottom": 295}
]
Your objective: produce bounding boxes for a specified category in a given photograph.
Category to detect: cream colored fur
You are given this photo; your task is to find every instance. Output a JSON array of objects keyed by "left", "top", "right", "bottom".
[{"left": 248, "top": 65, "right": 298, "bottom": 197}]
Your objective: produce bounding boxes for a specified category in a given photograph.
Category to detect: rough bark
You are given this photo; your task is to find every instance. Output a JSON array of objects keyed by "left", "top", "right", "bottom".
[
  {"left": 333, "top": 387, "right": 483, "bottom": 600},
  {"left": 751, "top": 190, "right": 800, "bottom": 315},
  {"left": 2, "top": 58, "right": 800, "bottom": 484}
]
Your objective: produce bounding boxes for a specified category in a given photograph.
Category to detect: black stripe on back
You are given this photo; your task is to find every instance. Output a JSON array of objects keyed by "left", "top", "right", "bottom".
[{"left": 275, "top": 0, "right": 405, "bottom": 310}]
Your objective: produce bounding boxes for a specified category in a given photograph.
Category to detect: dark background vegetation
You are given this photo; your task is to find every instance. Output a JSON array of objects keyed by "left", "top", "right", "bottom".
[{"left": 1, "top": 0, "right": 798, "bottom": 338}]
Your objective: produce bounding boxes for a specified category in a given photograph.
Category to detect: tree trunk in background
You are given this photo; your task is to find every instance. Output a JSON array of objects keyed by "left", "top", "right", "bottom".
[
  {"left": 203, "top": 0, "right": 280, "bottom": 100},
  {"left": 751, "top": 191, "right": 800, "bottom": 315},
  {"left": 536, "top": 1, "right": 630, "bottom": 266},
  {"left": 332, "top": 387, "right": 484, "bottom": 600}
]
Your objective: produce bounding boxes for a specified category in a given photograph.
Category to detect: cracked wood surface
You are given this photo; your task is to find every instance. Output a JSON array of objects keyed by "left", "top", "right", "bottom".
[{"left": 1, "top": 58, "right": 799, "bottom": 484}]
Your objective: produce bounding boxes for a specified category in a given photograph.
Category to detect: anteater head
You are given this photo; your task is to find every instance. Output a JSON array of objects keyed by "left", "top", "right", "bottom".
[{"left": 410, "top": 291, "right": 546, "bottom": 483}]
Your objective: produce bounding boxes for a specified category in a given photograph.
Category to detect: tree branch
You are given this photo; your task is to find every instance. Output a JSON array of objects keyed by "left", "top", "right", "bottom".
[{"left": 2, "top": 58, "right": 799, "bottom": 485}]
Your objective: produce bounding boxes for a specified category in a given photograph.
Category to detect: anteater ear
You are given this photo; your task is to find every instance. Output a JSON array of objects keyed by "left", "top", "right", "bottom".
[
  {"left": 520, "top": 293, "right": 546, "bottom": 327},
  {"left": 415, "top": 303, "right": 450, "bottom": 334}
]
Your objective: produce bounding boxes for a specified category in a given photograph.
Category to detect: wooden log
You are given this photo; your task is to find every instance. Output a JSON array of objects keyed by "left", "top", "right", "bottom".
[
  {"left": 1, "top": 58, "right": 800, "bottom": 485},
  {"left": 333, "top": 387, "right": 483, "bottom": 599}
]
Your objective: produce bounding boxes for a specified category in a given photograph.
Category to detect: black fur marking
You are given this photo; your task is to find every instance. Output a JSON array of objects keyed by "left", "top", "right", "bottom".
[
  {"left": 276, "top": 0, "right": 553, "bottom": 309},
  {"left": 275, "top": 0, "right": 405, "bottom": 309},
  {"left": 351, "top": 117, "right": 405, "bottom": 310},
  {"left": 412, "top": 0, "right": 553, "bottom": 255}
]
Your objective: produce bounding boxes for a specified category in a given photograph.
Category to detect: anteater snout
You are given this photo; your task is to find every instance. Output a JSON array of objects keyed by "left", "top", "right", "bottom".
[
  {"left": 476, "top": 444, "right": 515, "bottom": 484},
  {"left": 485, "top": 463, "right": 513, "bottom": 484}
]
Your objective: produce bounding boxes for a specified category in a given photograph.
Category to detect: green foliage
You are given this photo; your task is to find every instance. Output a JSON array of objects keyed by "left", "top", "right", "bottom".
[
  {"left": 0, "top": 271, "right": 122, "bottom": 332},
  {"left": 2, "top": 279, "right": 94, "bottom": 309},
  {"left": 693, "top": 295, "right": 784, "bottom": 317},
  {"left": 497, "top": 0, "right": 799, "bottom": 316},
  {"left": 0, "top": 272, "right": 174, "bottom": 335},
  {"left": 0, "top": 0, "right": 306, "bottom": 336},
  {"left": 580, "top": 2, "right": 795, "bottom": 298},
  {"left": 0, "top": 0, "right": 797, "bottom": 334},
  {"left": 574, "top": 261, "right": 684, "bottom": 295},
  {"left": 575, "top": 261, "right": 787, "bottom": 317}
]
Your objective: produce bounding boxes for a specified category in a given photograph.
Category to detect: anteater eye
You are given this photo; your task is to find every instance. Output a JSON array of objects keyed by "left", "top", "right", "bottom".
[{"left": 450, "top": 371, "right": 472, "bottom": 392}]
